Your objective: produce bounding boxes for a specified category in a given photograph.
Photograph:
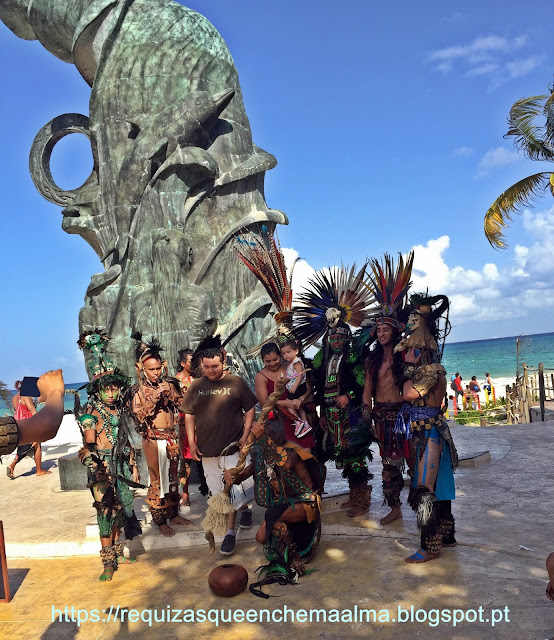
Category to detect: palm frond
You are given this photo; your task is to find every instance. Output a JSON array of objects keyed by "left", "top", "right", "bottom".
[
  {"left": 543, "top": 91, "right": 554, "bottom": 149},
  {"left": 506, "top": 94, "right": 554, "bottom": 161},
  {"left": 484, "top": 172, "right": 551, "bottom": 249}
]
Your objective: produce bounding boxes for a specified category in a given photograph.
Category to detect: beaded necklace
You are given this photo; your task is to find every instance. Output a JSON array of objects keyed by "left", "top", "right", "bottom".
[{"left": 91, "top": 398, "right": 121, "bottom": 445}]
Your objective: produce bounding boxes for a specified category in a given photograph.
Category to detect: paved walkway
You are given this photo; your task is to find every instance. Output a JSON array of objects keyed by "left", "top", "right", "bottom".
[{"left": 0, "top": 422, "right": 553, "bottom": 639}]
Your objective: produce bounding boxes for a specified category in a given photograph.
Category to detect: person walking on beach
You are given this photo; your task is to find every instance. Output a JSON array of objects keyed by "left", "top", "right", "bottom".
[
  {"left": 6, "top": 380, "right": 51, "bottom": 479},
  {"left": 453, "top": 373, "right": 463, "bottom": 409},
  {"left": 0, "top": 370, "right": 65, "bottom": 458}
]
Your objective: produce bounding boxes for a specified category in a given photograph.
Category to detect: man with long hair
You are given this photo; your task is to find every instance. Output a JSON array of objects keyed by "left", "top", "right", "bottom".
[{"left": 363, "top": 321, "right": 412, "bottom": 524}]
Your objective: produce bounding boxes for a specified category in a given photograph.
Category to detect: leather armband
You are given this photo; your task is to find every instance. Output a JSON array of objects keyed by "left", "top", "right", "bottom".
[{"left": 79, "top": 413, "right": 98, "bottom": 430}]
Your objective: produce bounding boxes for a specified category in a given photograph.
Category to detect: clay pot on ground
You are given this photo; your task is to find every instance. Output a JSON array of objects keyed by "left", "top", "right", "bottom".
[{"left": 208, "top": 563, "right": 248, "bottom": 597}]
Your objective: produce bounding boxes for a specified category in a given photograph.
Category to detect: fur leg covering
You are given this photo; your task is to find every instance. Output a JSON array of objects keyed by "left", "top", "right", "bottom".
[
  {"left": 409, "top": 487, "right": 441, "bottom": 554},
  {"left": 438, "top": 500, "right": 456, "bottom": 545},
  {"left": 150, "top": 506, "right": 167, "bottom": 527},
  {"left": 100, "top": 545, "right": 118, "bottom": 570},
  {"left": 382, "top": 464, "right": 403, "bottom": 508}
]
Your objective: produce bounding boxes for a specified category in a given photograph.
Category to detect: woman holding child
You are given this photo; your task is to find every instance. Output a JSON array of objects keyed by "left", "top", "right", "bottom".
[{"left": 254, "top": 342, "right": 315, "bottom": 450}]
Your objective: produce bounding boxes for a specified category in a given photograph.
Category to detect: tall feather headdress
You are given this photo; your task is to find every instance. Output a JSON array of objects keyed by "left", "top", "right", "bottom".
[
  {"left": 362, "top": 251, "right": 414, "bottom": 332},
  {"left": 292, "top": 263, "right": 374, "bottom": 349},
  {"left": 233, "top": 224, "right": 297, "bottom": 355}
]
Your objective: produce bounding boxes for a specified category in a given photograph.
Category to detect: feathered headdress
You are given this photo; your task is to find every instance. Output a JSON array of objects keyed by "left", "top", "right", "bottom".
[
  {"left": 132, "top": 331, "right": 164, "bottom": 363},
  {"left": 78, "top": 329, "right": 130, "bottom": 393},
  {"left": 292, "top": 263, "right": 374, "bottom": 349},
  {"left": 233, "top": 224, "right": 297, "bottom": 355},
  {"left": 393, "top": 292, "right": 451, "bottom": 359},
  {"left": 362, "top": 251, "right": 414, "bottom": 335}
]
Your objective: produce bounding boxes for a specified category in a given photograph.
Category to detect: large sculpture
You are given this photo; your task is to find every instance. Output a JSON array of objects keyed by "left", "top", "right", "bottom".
[{"left": 1, "top": 0, "right": 287, "bottom": 382}]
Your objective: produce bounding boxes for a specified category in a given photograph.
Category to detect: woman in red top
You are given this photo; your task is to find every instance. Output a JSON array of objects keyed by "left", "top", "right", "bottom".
[
  {"left": 175, "top": 348, "right": 195, "bottom": 506},
  {"left": 254, "top": 343, "right": 315, "bottom": 451},
  {"left": 7, "top": 380, "right": 51, "bottom": 479}
]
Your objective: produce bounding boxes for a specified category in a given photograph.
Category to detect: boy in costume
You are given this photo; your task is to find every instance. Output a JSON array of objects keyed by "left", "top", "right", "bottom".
[
  {"left": 361, "top": 253, "right": 414, "bottom": 524},
  {"left": 129, "top": 333, "right": 190, "bottom": 536},
  {"left": 394, "top": 294, "right": 459, "bottom": 563},
  {"left": 76, "top": 331, "right": 142, "bottom": 582}
]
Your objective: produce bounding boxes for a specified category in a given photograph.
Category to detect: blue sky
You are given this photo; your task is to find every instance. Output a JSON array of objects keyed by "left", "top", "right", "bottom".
[{"left": 1, "top": 0, "right": 553, "bottom": 384}]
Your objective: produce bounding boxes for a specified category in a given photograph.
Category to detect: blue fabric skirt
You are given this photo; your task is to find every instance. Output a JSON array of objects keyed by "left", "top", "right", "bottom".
[{"left": 412, "top": 427, "right": 455, "bottom": 501}]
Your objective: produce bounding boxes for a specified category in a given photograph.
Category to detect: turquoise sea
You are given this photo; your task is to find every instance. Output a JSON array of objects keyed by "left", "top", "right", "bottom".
[
  {"left": 441, "top": 331, "right": 554, "bottom": 381},
  {"left": 1, "top": 332, "right": 553, "bottom": 414}
]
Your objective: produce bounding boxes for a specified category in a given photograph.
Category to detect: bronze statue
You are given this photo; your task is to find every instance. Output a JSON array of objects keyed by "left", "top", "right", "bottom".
[{"left": 1, "top": 0, "right": 287, "bottom": 382}]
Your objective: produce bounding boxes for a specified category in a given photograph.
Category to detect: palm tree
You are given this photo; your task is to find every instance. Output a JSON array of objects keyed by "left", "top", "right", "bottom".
[{"left": 484, "top": 89, "right": 554, "bottom": 249}]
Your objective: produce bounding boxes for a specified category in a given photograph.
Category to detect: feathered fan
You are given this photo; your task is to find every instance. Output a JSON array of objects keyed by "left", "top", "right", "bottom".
[{"left": 233, "top": 224, "right": 296, "bottom": 355}]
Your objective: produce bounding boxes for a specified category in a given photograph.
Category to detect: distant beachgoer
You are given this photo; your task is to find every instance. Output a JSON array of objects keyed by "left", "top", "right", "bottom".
[
  {"left": 6, "top": 380, "right": 51, "bottom": 479},
  {"left": 470, "top": 376, "right": 480, "bottom": 393},
  {"left": 0, "top": 370, "right": 65, "bottom": 458},
  {"left": 483, "top": 373, "right": 492, "bottom": 392},
  {"left": 453, "top": 373, "right": 463, "bottom": 408}
]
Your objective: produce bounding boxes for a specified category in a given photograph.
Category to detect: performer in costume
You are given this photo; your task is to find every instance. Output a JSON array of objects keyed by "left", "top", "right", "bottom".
[
  {"left": 360, "top": 252, "right": 414, "bottom": 524},
  {"left": 294, "top": 265, "right": 375, "bottom": 517},
  {"left": 129, "top": 333, "right": 191, "bottom": 536},
  {"left": 394, "top": 294, "right": 459, "bottom": 563},
  {"left": 224, "top": 418, "right": 325, "bottom": 597},
  {"left": 76, "top": 331, "right": 142, "bottom": 582}
]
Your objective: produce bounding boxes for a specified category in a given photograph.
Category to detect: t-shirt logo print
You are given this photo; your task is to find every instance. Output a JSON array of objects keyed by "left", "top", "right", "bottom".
[{"left": 198, "top": 388, "right": 232, "bottom": 396}]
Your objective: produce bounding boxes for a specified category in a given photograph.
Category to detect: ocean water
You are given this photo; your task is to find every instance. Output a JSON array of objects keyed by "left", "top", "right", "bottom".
[{"left": 441, "top": 331, "right": 554, "bottom": 381}]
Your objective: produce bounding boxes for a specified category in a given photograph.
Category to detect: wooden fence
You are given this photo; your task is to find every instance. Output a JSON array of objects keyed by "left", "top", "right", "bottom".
[{"left": 505, "top": 363, "right": 554, "bottom": 424}]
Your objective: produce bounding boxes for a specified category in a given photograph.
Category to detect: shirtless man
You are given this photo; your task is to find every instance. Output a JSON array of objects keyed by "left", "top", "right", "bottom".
[
  {"left": 363, "top": 322, "right": 412, "bottom": 524},
  {"left": 129, "top": 335, "right": 190, "bottom": 536}
]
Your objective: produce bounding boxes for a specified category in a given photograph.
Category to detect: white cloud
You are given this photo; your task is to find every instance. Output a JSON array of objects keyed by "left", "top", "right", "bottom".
[
  {"left": 281, "top": 247, "right": 315, "bottom": 294},
  {"left": 427, "top": 35, "right": 518, "bottom": 65},
  {"left": 285, "top": 204, "right": 554, "bottom": 339},
  {"left": 426, "top": 33, "right": 540, "bottom": 88},
  {"left": 506, "top": 56, "right": 542, "bottom": 78},
  {"left": 476, "top": 146, "right": 520, "bottom": 175},
  {"left": 405, "top": 206, "right": 554, "bottom": 329},
  {"left": 466, "top": 63, "right": 499, "bottom": 77},
  {"left": 452, "top": 146, "right": 473, "bottom": 157}
]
